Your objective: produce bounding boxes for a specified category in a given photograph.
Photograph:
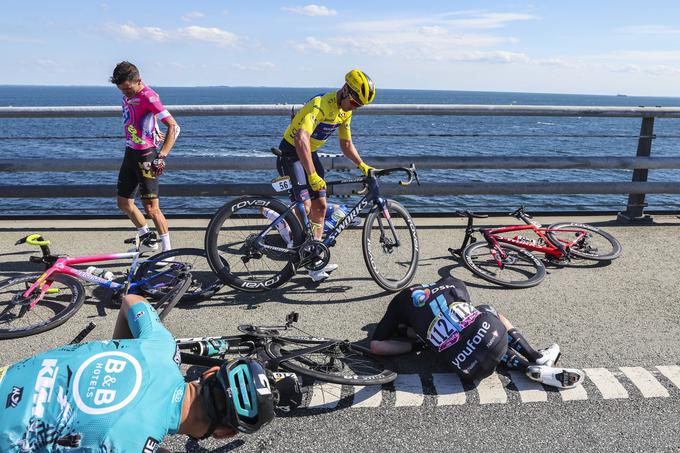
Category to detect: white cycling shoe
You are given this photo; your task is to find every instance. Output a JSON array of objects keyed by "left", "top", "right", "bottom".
[
  {"left": 526, "top": 365, "right": 585, "bottom": 389},
  {"left": 308, "top": 264, "right": 339, "bottom": 282},
  {"left": 534, "top": 343, "right": 561, "bottom": 367}
]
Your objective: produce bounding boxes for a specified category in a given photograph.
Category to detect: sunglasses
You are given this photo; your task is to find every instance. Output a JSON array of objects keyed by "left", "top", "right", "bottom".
[{"left": 345, "top": 86, "right": 364, "bottom": 108}]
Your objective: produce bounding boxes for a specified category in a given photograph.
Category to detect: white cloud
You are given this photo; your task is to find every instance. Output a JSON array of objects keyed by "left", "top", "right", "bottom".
[
  {"left": 180, "top": 26, "right": 236, "bottom": 46},
  {"left": 181, "top": 11, "right": 205, "bottom": 22},
  {"left": 616, "top": 25, "right": 680, "bottom": 35},
  {"left": 35, "top": 58, "right": 59, "bottom": 68},
  {"left": 100, "top": 3, "right": 110, "bottom": 11},
  {"left": 282, "top": 4, "right": 337, "bottom": 16},
  {"left": 112, "top": 23, "right": 237, "bottom": 47},
  {"left": 293, "top": 36, "right": 344, "bottom": 54},
  {"left": 232, "top": 62, "right": 278, "bottom": 71}
]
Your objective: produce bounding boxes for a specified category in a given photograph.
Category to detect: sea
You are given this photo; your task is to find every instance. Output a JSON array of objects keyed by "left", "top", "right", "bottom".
[{"left": 1, "top": 86, "right": 679, "bottom": 216}]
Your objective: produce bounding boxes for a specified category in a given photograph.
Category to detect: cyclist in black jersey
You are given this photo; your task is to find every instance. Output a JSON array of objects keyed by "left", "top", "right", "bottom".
[{"left": 370, "top": 276, "right": 585, "bottom": 388}]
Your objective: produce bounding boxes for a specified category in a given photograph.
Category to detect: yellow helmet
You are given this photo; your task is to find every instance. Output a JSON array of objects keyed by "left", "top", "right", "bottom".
[{"left": 345, "top": 69, "right": 376, "bottom": 105}]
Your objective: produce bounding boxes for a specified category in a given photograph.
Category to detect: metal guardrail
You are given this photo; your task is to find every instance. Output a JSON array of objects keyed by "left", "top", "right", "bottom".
[{"left": 1, "top": 104, "right": 679, "bottom": 219}]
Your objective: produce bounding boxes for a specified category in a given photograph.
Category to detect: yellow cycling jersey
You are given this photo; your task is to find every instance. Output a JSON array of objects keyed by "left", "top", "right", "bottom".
[{"left": 282, "top": 91, "right": 352, "bottom": 153}]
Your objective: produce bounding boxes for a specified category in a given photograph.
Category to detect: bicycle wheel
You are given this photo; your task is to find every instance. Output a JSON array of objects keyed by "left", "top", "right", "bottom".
[
  {"left": 134, "top": 248, "right": 222, "bottom": 303},
  {"left": 362, "top": 199, "right": 419, "bottom": 291},
  {"left": 264, "top": 337, "right": 397, "bottom": 385},
  {"left": 0, "top": 273, "right": 85, "bottom": 339},
  {"left": 546, "top": 222, "right": 622, "bottom": 261},
  {"left": 152, "top": 272, "right": 192, "bottom": 321},
  {"left": 462, "top": 241, "right": 546, "bottom": 288},
  {"left": 205, "top": 196, "right": 304, "bottom": 292}
]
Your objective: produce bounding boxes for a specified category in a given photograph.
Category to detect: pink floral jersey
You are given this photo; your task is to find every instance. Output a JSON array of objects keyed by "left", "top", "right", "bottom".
[{"left": 121, "top": 85, "right": 172, "bottom": 150}]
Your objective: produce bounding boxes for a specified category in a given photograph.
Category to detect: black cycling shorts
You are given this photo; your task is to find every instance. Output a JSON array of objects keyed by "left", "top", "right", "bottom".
[
  {"left": 276, "top": 141, "right": 326, "bottom": 202},
  {"left": 117, "top": 147, "right": 160, "bottom": 200}
]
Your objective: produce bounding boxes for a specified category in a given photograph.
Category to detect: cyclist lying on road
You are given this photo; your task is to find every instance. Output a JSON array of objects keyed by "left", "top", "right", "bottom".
[
  {"left": 370, "top": 276, "right": 585, "bottom": 388},
  {"left": 0, "top": 294, "right": 274, "bottom": 452}
]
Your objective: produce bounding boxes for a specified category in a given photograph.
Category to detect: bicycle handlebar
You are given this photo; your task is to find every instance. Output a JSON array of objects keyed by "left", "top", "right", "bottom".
[
  {"left": 15, "top": 234, "right": 51, "bottom": 247},
  {"left": 369, "top": 163, "right": 420, "bottom": 187}
]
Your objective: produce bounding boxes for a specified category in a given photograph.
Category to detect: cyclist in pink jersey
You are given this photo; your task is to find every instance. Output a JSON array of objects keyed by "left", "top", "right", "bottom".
[{"left": 110, "top": 61, "right": 180, "bottom": 252}]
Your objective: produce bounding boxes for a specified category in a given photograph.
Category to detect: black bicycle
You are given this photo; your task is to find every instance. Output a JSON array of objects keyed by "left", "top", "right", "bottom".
[
  {"left": 204, "top": 154, "right": 420, "bottom": 292},
  {"left": 177, "top": 312, "right": 397, "bottom": 386}
]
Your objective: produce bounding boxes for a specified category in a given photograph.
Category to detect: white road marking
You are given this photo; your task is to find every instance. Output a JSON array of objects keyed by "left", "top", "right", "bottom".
[
  {"left": 351, "top": 385, "right": 383, "bottom": 408},
  {"left": 475, "top": 373, "right": 507, "bottom": 404},
  {"left": 509, "top": 371, "right": 548, "bottom": 402},
  {"left": 308, "top": 383, "right": 343, "bottom": 409},
  {"left": 584, "top": 368, "right": 628, "bottom": 399},
  {"left": 558, "top": 383, "right": 588, "bottom": 401},
  {"left": 394, "top": 374, "right": 424, "bottom": 407},
  {"left": 620, "top": 367, "right": 669, "bottom": 398},
  {"left": 656, "top": 365, "right": 680, "bottom": 389},
  {"left": 432, "top": 373, "right": 466, "bottom": 406}
]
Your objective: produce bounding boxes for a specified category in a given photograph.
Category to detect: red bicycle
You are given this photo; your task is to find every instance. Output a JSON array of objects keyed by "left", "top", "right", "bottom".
[{"left": 449, "top": 207, "right": 622, "bottom": 288}]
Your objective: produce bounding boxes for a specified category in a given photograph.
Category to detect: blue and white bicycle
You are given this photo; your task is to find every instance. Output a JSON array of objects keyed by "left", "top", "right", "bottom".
[{"left": 205, "top": 155, "right": 420, "bottom": 292}]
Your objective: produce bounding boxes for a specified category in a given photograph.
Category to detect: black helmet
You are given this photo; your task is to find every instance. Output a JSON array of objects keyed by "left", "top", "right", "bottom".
[{"left": 200, "top": 358, "right": 276, "bottom": 435}]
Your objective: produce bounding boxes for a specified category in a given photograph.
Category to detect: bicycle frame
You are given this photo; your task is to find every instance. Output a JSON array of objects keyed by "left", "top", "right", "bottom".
[
  {"left": 22, "top": 251, "right": 166, "bottom": 309},
  {"left": 458, "top": 212, "right": 591, "bottom": 261},
  {"left": 254, "top": 173, "right": 394, "bottom": 260}
]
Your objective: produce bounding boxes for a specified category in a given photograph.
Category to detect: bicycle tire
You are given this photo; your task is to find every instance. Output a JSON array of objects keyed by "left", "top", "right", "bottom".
[
  {"left": 546, "top": 222, "right": 622, "bottom": 261},
  {"left": 205, "top": 196, "right": 304, "bottom": 292},
  {"left": 462, "top": 241, "right": 546, "bottom": 288},
  {"left": 134, "top": 248, "right": 222, "bottom": 303},
  {"left": 153, "top": 271, "right": 192, "bottom": 321},
  {"left": 0, "top": 273, "right": 86, "bottom": 339},
  {"left": 264, "top": 337, "right": 397, "bottom": 385},
  {"left": 362, "top": 199, "right": 419, "bottom": 291}
]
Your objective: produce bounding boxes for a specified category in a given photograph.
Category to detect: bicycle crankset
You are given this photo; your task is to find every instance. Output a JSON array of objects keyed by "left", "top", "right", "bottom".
[{"left": 299, "top": 240, "right": 330, "bottom": 272}]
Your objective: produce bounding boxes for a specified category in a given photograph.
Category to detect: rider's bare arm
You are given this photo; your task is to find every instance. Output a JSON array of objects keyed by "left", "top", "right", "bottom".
[
  {"left": 339, "top": 138, "right": 364, "bottom": 167},
  {"left": 159, "top": 117, "right": 179, "bottom": 158},
  {"left": 370, "top": 339, "right": 413, "bottom": 355},
  {"left": 112, "top": 294, "right": 146, "bottom": 339},
  {"left": 294, "top": 129, "right": 316, "bottom": 175}
]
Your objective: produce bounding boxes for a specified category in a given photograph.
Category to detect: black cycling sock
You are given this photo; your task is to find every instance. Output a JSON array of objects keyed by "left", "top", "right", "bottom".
[
  {"left": 500, "top": 347, "right": 531, "bottom": 371},
  {"left": 507, "top": 328, "right": 541, "bottom": 362}
]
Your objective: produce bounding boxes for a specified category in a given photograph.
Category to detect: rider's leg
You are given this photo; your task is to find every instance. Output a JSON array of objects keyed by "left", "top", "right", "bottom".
[
  {"left": 117, "top": 196, "right": 147, "bottom": 228},
  {"left": 143, "top": 198, "right": 170, "bottom": 248},
  {"left": 309, "top": 197, "right": 327, "bottom": 240},
  {"left": 497, "top": 313, "right": 560, "bottom": 366}
]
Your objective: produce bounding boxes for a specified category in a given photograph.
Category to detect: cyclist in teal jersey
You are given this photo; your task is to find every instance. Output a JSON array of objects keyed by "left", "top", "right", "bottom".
[{"left": 0, "top": 294, "right": 275, "bottom": 452}]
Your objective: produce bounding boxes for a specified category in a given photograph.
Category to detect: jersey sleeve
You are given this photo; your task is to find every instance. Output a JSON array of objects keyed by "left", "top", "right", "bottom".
[
  {"left": 144, "top": 91, "right": 172, "bottom": 123},
  {"left": 338, "top": 113, "right": 352, "bottom": 141},
  {"left": 127, "top": 301, "right": 173, "bottom": 341},
  {"left": 371, "top": 290, "right": 409, "bottom": 341},
  {"left": 298, "top": 97, "right": 323, "bottom": 135}
]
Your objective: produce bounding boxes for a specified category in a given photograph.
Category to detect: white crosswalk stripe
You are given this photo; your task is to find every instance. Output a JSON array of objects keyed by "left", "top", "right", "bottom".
[
  {"left": 304, "top": 365, "right": 679, "bottom": 410},
  {"left": 509, "top": 371, "right": 548, "bottom": 402},
  {"left": 559, "top": 383, "right": 588, "bottom": 401},
  {"left": 620, "top": 367, "right": 669, "bottom": 398},
  {"left": 475, "top": 373, "right": 507, "bottom": 404},
  {"left": 308, "top": 383, "right": 343, "bottom": 409},
  {"left": 394, "top": 374, "right": 424, "bottom": 407},
  {"left": 583, "top": 368, "right": 629, "bottom": 399},
  {"left": 656, "top": 365, "right": 680, "bottom": 389},
  {"left": 432, "top": 373, "right": 466, "bottom": 405},
  {"left": 351, "top": 385, "right": 383, "bottom": 408}
]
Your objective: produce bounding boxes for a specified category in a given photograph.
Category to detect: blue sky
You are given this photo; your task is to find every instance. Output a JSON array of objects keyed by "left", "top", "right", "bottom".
[{"left": 3, "top": 1, "right": 680, "bottom": 95}]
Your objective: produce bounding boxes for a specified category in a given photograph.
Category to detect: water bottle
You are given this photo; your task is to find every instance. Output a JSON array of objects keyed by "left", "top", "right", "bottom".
[
  {"left": 323, "top": 204, "right": 360, "bottom": 235},
  {"left": 85, "top": 266, "right": 114, "bottom": 281}
]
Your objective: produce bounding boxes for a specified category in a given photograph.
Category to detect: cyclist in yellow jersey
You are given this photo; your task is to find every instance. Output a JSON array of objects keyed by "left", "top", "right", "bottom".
[{"left": 276, "top": 69, "right": 376, "bottom": 281}]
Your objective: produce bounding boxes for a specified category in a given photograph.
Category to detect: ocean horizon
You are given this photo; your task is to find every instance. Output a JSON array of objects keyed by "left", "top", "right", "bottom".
[{"left": 1, "top": 86, "right": 679, "bottom": 216}]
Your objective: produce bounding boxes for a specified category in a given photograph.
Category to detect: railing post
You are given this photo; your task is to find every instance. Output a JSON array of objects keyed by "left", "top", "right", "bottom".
[{"left": 618, "top": 116, "right": 655, "bottom": 222}]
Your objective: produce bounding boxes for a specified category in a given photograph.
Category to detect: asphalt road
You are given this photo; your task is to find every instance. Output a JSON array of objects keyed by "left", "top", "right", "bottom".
[{"left": 0, "top": 214, "right": 679, "bottom": 452}]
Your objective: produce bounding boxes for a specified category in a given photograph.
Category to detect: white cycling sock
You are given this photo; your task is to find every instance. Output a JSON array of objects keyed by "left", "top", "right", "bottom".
[
  {"left": 160, "top": 233, "right": 171, "bottom": 251},
  {"left": 138, "top": 225, "right": 150, "bottom": 236},
  {"left": 262, "top": 208, "right": 292, "bottom": 244}
]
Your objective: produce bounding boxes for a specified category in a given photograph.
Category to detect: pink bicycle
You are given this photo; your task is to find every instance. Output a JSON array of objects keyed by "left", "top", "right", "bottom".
[{"left": 0, "top": 234, "right": 220, "bottom": 339}]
